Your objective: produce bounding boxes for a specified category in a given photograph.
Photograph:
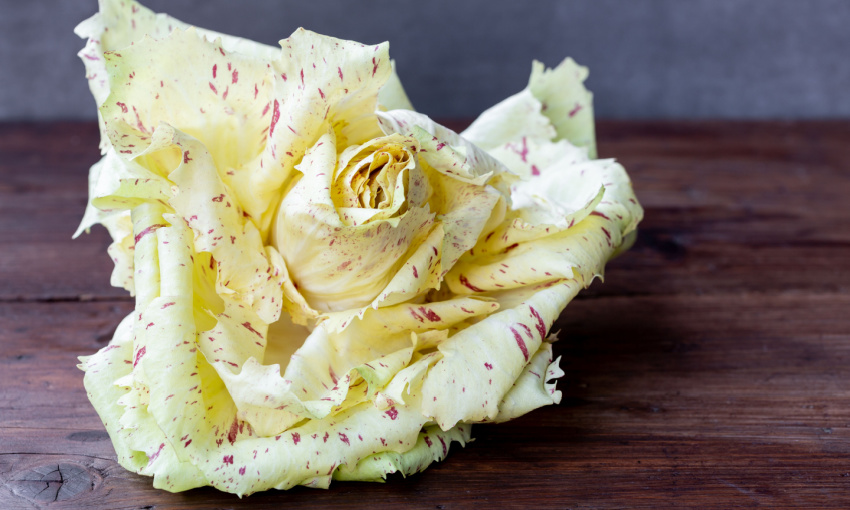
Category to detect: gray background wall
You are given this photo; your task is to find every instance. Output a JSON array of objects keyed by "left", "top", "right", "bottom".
[{"left": 2, "top": 0, "right": 849, "bottom": 120}]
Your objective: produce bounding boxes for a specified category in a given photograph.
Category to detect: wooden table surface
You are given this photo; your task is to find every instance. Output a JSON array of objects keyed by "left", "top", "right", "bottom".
[{"left": 2, "top": 120, "right": 849, "bottom": 509}]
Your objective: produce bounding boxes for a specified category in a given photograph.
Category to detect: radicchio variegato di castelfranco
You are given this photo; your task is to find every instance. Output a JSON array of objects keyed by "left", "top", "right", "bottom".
[{"left": 74, "top": 0, "right": 642, "bottom": 495}]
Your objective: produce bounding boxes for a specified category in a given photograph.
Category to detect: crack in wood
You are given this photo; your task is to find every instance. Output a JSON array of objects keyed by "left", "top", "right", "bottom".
[{"left": 6, "top": 462, "right": 97, "bottom": 503}]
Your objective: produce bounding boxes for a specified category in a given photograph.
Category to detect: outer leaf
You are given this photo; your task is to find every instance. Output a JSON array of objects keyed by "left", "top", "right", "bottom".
[
  {"left": 490, "top": 342, "right": 564, "bottom": 423},
  {"left": 529, "top": 59, "right": 597, "bottom": 158},
  {"left": 420, "top": 280, "right": 575, "bottom": 430},
  {"left": 461, "top": 89, "right": 555, "bottom": 151},
  {"left": 463, "top": 58, "right": 596, "bottom": 158},
  {"left": 76, "top": 0, "right": 278, "bottom": 152},
  {"left": 98, "top": 27, "right": 276, "bottom": 227},
  {"left": 73, "top": 149, "right": 137, "bottom": 293},
  {"left": 334, "top": 424, "right": 472, "bottom": 482}
]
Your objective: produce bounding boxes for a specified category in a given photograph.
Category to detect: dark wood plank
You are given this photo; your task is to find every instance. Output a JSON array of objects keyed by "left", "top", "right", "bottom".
[
  {"left": 0, "top": 122, "right": 127, "bottom": 301},
  {"left": 0, "top": 302, "right": 133, "bottom": 431},
  {"left": 589, "top": 120, "right": 850, "bottom": 298}
]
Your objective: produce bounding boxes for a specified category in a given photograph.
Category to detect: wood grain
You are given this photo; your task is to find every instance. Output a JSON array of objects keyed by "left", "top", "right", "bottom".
[{"left": 1, "top": 120, "right": 849, "bottom": 508}]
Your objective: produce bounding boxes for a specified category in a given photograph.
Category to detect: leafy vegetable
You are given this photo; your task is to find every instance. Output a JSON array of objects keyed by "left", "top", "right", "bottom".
[{"left": 75, "top": 0, "right": 642, "bottom": 495}]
